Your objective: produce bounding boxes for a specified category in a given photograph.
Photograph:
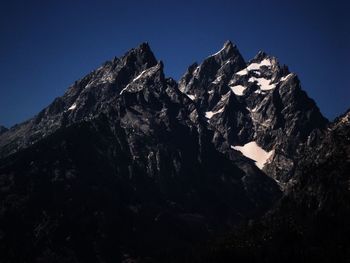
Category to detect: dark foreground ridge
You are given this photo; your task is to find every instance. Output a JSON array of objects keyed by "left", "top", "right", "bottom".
[{"left": 0, "top": 42, "right": 348, "bottom": 263}]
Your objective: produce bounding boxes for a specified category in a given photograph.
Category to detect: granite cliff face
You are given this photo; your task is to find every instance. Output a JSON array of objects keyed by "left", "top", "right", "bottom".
[{"left": 0, "top": 41, "right": 343, "bottom": 263}]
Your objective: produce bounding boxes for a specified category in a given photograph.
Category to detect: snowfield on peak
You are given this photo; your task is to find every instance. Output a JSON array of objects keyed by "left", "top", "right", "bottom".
[
  {"left": 229, "top": 84, "right": 246, "bottom": 96},
  {"left": 248, "top": 77, "right": 276, "bottom": 91},
  {"left": 247, "top": 59, "right": 272, "bottom": 71},
  {"left": 231, "top": 141, "right": 274, "bottom": 169},
  {"left": 235, "top": 58, "right": 272, "bottom": 76}
]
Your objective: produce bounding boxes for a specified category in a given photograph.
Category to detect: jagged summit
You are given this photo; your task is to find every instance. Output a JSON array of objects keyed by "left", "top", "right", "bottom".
[
  {"left": 0, "top": 41, "right": 328, "bottom": 182},
  {"left": 0, "top": 40, "right": 347, "bottom": 263},
  {"left": 209, "top": 40, "right": 238, "bottom": 58},
  {"left": 137, "top": 41, "right": 151, "bottom": 51},
  {"left": 126, "top": 42, "right": 155, "bottom": 61},
  {"left": 224, "top": 40, "right": 235, "bottom": 48},
  {"left": 252, "top": 50, "right": 268, "bottom": 61},
  {"left": 178, "top": 41, "right": 246, "bottom": 104},
  {"left": 132, "top": 42, "right": 156, "bottom": 64},
  {"left": 178, "top": 41, "right": 328, "bottom": 182},
  {"left": 0, "top": 40, "right": 329, "bottom": 177},
  {"left": 210, "top": 40, "right": 244, "bottom": 63},
  {"left": 103, "top": 42, "right": 157, "bottom": 72}
]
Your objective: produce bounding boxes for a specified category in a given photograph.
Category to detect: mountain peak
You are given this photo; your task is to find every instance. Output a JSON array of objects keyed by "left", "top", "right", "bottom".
[
  {"left": 0, "top": 41, "right": 346, "bottom": 262},
  {"left": 255, "top": 50, "right": 268, "bottom": 60},
  {"left": 136, "top": 42, "right": 152, "bottom": 53},
  {"left": 223, "top": 40, "right": 235, "bottom": 49},
  {"left": 122, "top": 42, "right": 158, "bottom": 69},
  {"left": 251, "top": 50, "right": 278, "bottom": 64},
  {"left": 209, "top": 40, "right": 240, "bottom": 60}
]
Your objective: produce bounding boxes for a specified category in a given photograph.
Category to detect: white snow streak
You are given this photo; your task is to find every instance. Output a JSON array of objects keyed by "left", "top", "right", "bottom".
[
  {"left": 119, "top": 85, "right": 129, "bottom": 95},
  {"left": 212, "top": 75, "right": 223, "bottom": 84},
  {"left": 68, "top": 103, "right": 77, "bottom": 111},
  {"left": 205, "top": 107, "right": 224, "bottom": 119},
  {"left": 209, "top": 45, "right": 226, "bottom": 57},
  {"left": 119, "top": 70, "right": 148, "bottom": 95},
  {"left": 280, "top": 73, "right": 293, "bottom": 82},
  {"left": 187, "top": 94, "right": 196, "bottom": 100},
  {"left": 132, "top": 70, "right": 147, "bottom": 82},
  {"left": 208, "top": 90, "right": 215, "bottom": 94}
]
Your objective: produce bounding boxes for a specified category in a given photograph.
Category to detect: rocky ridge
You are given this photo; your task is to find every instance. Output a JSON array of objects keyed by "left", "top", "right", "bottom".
[{"left": 0, "top": 41, "right": 339, "bottom": 263}]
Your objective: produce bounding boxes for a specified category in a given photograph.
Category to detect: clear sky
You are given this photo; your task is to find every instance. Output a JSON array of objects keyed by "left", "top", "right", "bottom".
[{"left": 0, "top": 0, "right": 349, "bottom": 127}]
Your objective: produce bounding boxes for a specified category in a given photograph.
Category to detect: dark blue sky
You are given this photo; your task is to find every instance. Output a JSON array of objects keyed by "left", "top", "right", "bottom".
[{"left": 1, "top": 0, "right": 349, "bottom": 127}]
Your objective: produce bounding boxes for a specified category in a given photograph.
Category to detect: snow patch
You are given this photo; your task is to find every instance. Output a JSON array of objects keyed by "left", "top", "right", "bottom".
[
  {"left": 235, "top": 68, "right": 248, "bottom": 76},
  {"left": 229, "top": 85, "right": 246, "bottom": 96},
  {"left": 68, "top": 103, "right": 77, "bottom": 111},
  {"left": 249, "top": 77, "right": 276, "bottom": 91},
  {"left": 231, "top": 141, "right": 274, "bottom": 169},
  {"left": 205, "top": 107, "right": 224, "bottom": 119},
  {"left": 212, "top": 75, "right": 223, "bottom": 84},
  {"left": 235, "top": 59, "right": 272, "bottom": 76},
  {"left": 247, "top": 59, "right": 272, "bottom": 70},
  {"left": 187, "top": 94, "right": 196, "bottom": 100},
  {"left": 193, "top": 66, "right": 200, "bottom": 75},
  {"left": 254, "top": 89, "right": 266, "bottom": 95},
  {"left": 251, "top": 105, "right": 259, "bottom": 113},
  {"left": 119, "top": 85, "right": 129, "bottom": 95}
]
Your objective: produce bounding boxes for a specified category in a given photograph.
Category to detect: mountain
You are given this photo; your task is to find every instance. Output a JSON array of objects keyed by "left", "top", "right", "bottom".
[
  {"left": 0, "top": 43, "right": 158, "bottom": 158},
  {"left": 179, "top": 41, "right": 328, "bottom": 184},
  {"left": 0, "top": 41, "right": 343, "bottom": 262},
  {"left": 0, "top": 42, "right": 281, "bottom": 263},
  {"left": 198, "top": 110, "right": 350, "bottom": 263}
]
